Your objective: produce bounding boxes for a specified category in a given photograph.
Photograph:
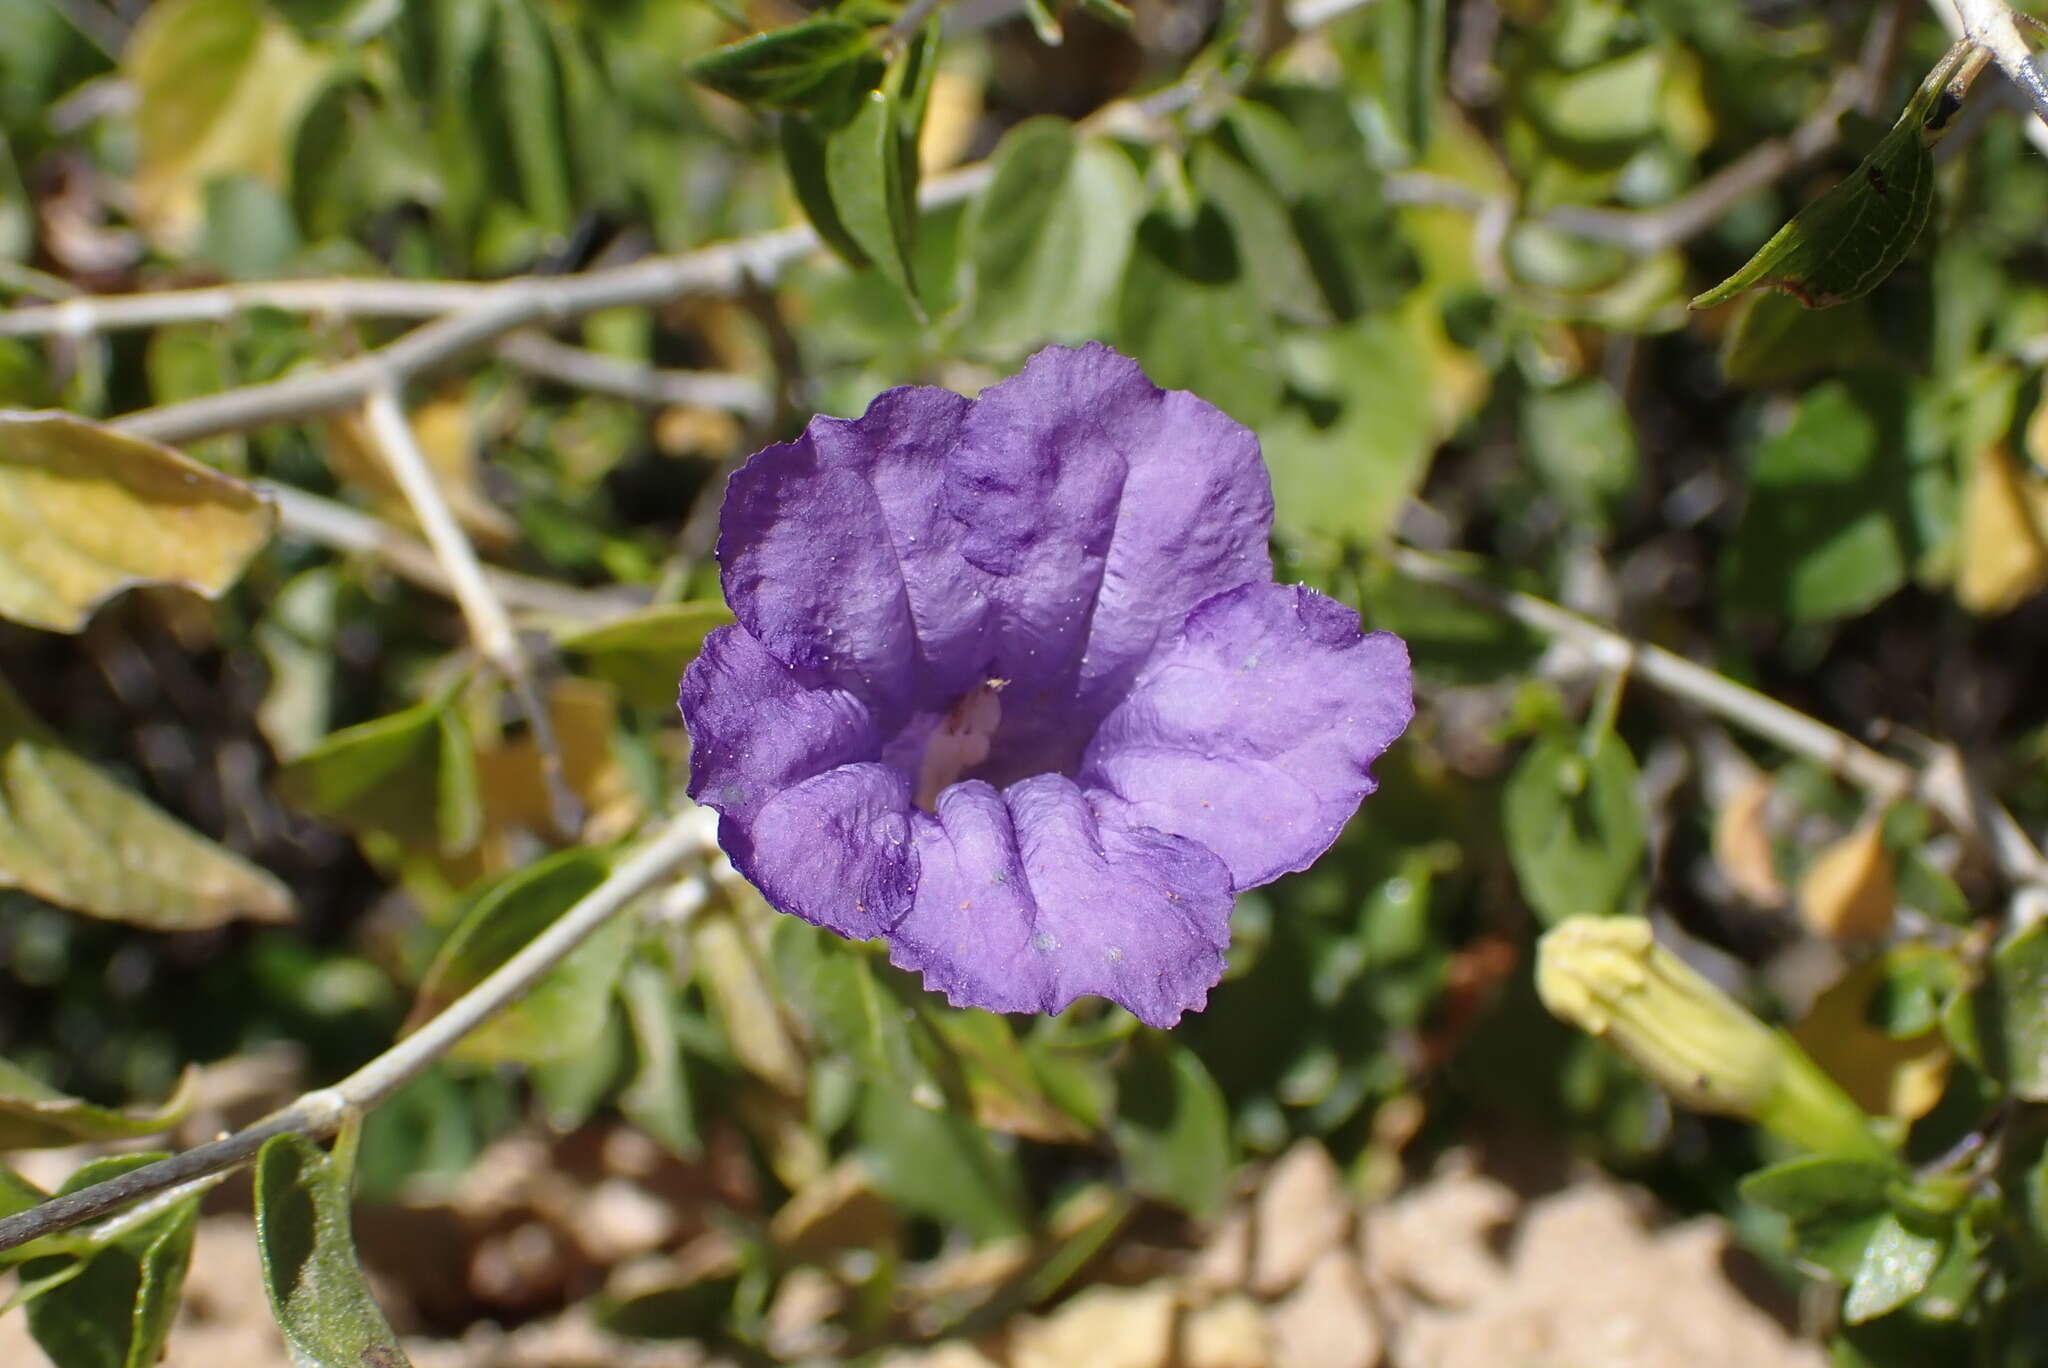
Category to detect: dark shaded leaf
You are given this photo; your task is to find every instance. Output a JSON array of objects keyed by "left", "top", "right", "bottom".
[
  {"left": 1110, "top": 1037, "right": 1232, "bottom": 1221},
  {"left": 1722, "top": 380, "right": 1913, "bottom": 623},
  {"left": 276, "top": 687, "right": 481, "bottom": 856},
  {"left": 856, "top": 1083, "right": 1028, "bottom": 1240},
  {"left": 22, "top": 1154, "right": 198, "bottom": 1368},
  {"left": 557, "top": 602, "right": 733, "bottom": 704},
  {"left": 0, "top": 1057, "right": 197, "bottom": 1150},
  {"left": 686, "top": 16, "right": 878, "bottom": 112}
]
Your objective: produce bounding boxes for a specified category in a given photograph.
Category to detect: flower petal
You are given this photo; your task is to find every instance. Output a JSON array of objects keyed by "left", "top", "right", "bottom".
[
  {"left": 1081, "top": 583, "right": 1414, "bottom": 889},
  {"left": 889, "top": 774, "right": 1234, "bottom": 1028},
  {"left": 679, "top": 623, "right": 880, "bottom": 822},
  {"left": 718, "top": 386, "right": 991, "bottom": 725},
  {"left": 947, "top": 344, "right": 1274, "bottom": 776},
  {"left": 739, "top": 764, "right": 917, "bottom": 941},
  {"left": 680, "top": 626, "right": 917, "bottom": 940}
]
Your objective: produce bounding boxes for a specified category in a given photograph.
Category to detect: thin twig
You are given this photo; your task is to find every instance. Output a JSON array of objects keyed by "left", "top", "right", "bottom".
[
  {"left": 496, "top": 332, "right": 773, "bottom": 419},
  {"left": 1387, "top": 547, "right": 2048, "bottom": 888},
  {"left": 360, "top": 386, "right": 581, "bottom": 834},
  {"left": 264, "top": 483, "right": 646, "bottom": 622},
  {"left": 1940, "top": 0, "right": 2048, "bottom": 155},
  {"left": 92, "top": 178, "right": 994, "bottom": 444},
  {"left": 0, "top": 279, "right": 489, "bottom": 336},
  {"left": 0, "top": 810, "right": 717, "bottom": 1256},
  {"left": 0, "top": 0, "right": 1383, "bottom": 351},
  {"left": 1952, "top": 0, "right": 2048, "bottom": 123}
]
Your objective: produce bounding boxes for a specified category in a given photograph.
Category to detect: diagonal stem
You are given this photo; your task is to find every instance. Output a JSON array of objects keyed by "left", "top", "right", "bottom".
[
  {"left": 1387, "top": 546, "right": 2048, "bottom": 889},
  {"left": 360, "top": 386, "right": 581, "bottom": 835},
  {"left": 0, "top": 809, "right": 716, "bottom": 1256}
]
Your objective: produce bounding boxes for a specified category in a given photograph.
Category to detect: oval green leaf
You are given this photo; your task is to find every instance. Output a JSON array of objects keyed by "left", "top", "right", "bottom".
[{"left": 255, "top": 1132, "right": 411, "bottom": 1368}]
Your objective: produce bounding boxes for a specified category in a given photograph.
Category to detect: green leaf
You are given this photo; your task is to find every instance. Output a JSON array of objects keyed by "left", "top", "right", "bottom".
[
  {"left": 823, "top": 86, "right": 918, "bottom": 305},
  {"left": 0, "top": 1161, "right": 44, "bottom": 1219},
  {"left": 1691, "top": 47, "right": 1967, "bottom": 310},
  {"left": 1741, "top": 1154, "right": 1896, "bottom": 1220},
  {"left": 1721, "top": 380, "right": 1911, "bottom": 623},
  {"left": 0, "top": 1057, "right": 198, "bottom": 1150},
  {"left": 0, "top": 412, "right": 276, "bottom": 633},
  {"left": 276, "top": 687, "right": 482, "bottom": 856},
  {"left": 495, "top": 0, "right": 574, "bottom": 235},
  {"left": 255, "top": 1131, "right": 411, "bottom": 1368},
  {"left": 407, "top": 848, "right": 629, "bottom": 1067},
  {"left": 1259, "top": 298, "right": 1451, "bottom": 545},
  {"left": 963, "top": 118, "right": 1147, "bottom": 353},
  {"left": 1190, "top": 144, "right": 1331, "bottom": 327},
  {"left": 617, "top": 960, "right": 700, "bottom": 1159},
  {"left": 1718, "top": 290, "right": 1890, "bottom": 387},
  {"left": 1739, "top": 1155, "right": 1896, "bottom": 1283},
  {"left": 1502, "top": 730, "right": 1646, "bottom": 925},
  {"left": 856, "top": 1082, "right": 1028, "bottom": 1240},
  {"left": 1955, "top": 920, "right": 2048, "bottom": 1100},
  {"left": 199, "top": 174, "right": 300, "bottom": 279},
  {"left": 23, "top": 1154, "right": 199, "bottom": 1368},
  {"left": 1522, "top": 378, "right": 1639, "bottom": 524},
  {"left": 561, "top": 606, "right": 737, "bottom": 712},
  {"left": 126, "top": 0, "right": 328, "bottom": 250},
  {"left": 1110, "top": 1038, "right": 1233, "bottom": 1221},
  {"left": 1525, "top": 45, "right": 1666, "bottom": 151},
  {"left": 932, "top": 1009, "right": 1091, "bottom": 1142},
  {"left": 1375, "top": 0, "right": 1445, "bottom": 158},
  {"left": 0, "top": 672, "right": 291, "bottom": 930},
  {"left": 773, "top": 922, "right": 955, "bottom": 1106},
  {"left": 1843, "top": 1212, "right": 1946, "bottom": 1324},
  {"left": 685, "top": 16, "right": 879, "bottom": 112},
  {"left": 1117, "top": 205, "right": 1283, "bottom": 426}
]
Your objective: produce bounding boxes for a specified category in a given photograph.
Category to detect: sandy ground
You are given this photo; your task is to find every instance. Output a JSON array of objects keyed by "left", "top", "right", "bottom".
[{"left": 0, "top": 1135, "right": 1826, "bottom": 1368}]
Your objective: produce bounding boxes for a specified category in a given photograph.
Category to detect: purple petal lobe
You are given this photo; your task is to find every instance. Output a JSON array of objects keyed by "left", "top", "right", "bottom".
[
  {"left": 740, "top": 764, "right": 916, "bottom": 941},
  {"left": 947, "top": 344, "right": 1275, "bottom": 776},
  {"left": 680, "top": 625, "right": 917, "bottom": 936},
  {"left": 718, "top": 386, "right": 990, "bottom": 723},
  {"left": 888, "top": 774, "right": 1234, "bottom": 1028},
  {"left": 1081, "top": 583, "right": 1414, "bottom": 890}
]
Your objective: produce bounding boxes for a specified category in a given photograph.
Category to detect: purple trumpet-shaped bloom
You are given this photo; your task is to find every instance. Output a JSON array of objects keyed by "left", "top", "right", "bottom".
[{"left": 678, "top": 344, "right": 1413, "bottom": 1027}]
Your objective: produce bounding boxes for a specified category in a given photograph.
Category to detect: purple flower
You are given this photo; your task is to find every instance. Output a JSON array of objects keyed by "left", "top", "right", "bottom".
[{"left": 678, "top": 344, "right": 1413, "bottom": 1027}]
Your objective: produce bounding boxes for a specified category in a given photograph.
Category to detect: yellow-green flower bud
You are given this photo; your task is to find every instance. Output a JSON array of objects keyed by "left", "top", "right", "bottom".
[{"left": 1537, "top": 916, "right": 1894, "bottom": 1163}]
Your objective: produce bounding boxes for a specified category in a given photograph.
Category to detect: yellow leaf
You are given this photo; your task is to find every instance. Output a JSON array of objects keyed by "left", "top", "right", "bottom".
[
  {"left": 127, "top": 0, "right": 328, "bottom": 250},
  {"left": 1797, "top": 817, "right": 1895, "bottom": 942},
  {"left": 0, "top": 671, "right": 290, "bottom": 928},
  {"left": 1955, "top": 444, "right": 2048, "bottom": 615},
  {"left": 0, "top": 411, "right": 274, "bottom": 633},
  {"left": 695, "top": 909, "right": 807, "bottom": 1098},
  {"left": 1712, "top": 774, "right": 1785, "bottom": 906},
  {"left": 919, "top": 67, "right": 984, "bottom": 175},
  {"left": 1793, "top": 958, "right": 1952, "bottom": 1122},
  {"left": 471, "top": 676, "right": 641, "bottom": 849}
]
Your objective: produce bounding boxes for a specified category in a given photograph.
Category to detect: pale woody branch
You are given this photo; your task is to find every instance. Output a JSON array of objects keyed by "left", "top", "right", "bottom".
[
  {"left": 0, "top": 808, "right": 721, "bottom": 1257},
  {"left": 1388, "top": 547, "right": 2048, "bottom": 890}
]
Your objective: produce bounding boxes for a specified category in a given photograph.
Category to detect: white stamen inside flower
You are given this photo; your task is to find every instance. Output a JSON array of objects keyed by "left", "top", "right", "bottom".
[{"left": 916, "top": 680, "right": 1005, "bottom": 811}]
